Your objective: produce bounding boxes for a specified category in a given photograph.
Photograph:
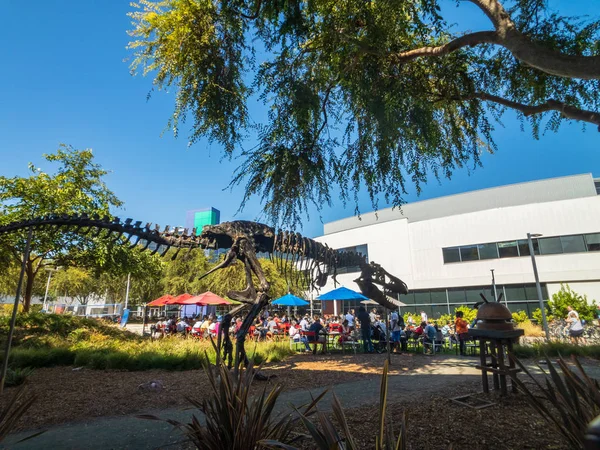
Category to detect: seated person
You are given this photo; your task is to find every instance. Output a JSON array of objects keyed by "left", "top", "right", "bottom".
[
  {"left": 413, "top": 323, "right": 424, "bottom": 336},
  {"left": 423, "top": 321, "right": 437, "bottom": 354},
  {"left": 289, "top": 321, "right": 311, "bottom": 351},
  {"left": 307, "top": 315, "right": 327, "bottom": 352},
  {"left": 208, "top": 319, "right": 218, "bottom": 337},
  {"left": 266, "top": 317, "right": 279, "bottom": 338},
  {"left": 176, "top": 318, "right": 188, "bottom": 334}
]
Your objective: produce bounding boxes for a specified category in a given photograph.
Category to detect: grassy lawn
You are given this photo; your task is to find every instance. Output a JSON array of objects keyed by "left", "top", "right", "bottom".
[{"left": 0, "top": 313, "right": 295, "bottom": 371}]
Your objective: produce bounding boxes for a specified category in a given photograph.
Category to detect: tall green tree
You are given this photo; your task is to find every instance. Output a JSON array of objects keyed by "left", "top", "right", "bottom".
[
  {"left": 0, "top": 145, "right": 122, "bottom": 311},
  {"left": 129, "top": 0, "right": 600, "bottom": 226},
  {"left": 53, "top": 267, "right": 101, "bottom": 306},
  {"left": 161, "top": 248, "right": 212, "bottom": 295},
  {"left": 204, "top": 257, "right": 304, "bottom": 300}
]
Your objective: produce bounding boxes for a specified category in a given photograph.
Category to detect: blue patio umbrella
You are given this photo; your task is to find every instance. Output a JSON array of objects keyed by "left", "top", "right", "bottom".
[
  {"left": 317, "top": 286, "right": 368, "bottom": 316},
  {"left": 271, "top": 293, "right": 309, "bottom": 306},
  {"left": 316, "top": 286, "right": 368, "bottom": 301}
]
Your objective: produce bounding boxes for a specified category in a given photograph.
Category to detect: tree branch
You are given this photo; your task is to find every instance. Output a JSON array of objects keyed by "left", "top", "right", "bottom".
[
  {"left": 394, "top": 31, "right": 499, "bottom": 62},
  {"left": 451, "top": 92, "right": 600, "bottom": 130},
  {"left": 465, "top": 0, "right": 600, "bottom": 79},
  {"left": 236, "top": 0, "right": 262, "bottom": 20},
  {"left": 392, "top": 0, "right": 600, "bottom": 79}
]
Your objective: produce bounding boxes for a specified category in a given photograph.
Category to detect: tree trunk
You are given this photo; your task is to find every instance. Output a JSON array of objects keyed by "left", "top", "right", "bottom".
[{"left": 22, "top": 261, "right": 35, "bottom": 313}]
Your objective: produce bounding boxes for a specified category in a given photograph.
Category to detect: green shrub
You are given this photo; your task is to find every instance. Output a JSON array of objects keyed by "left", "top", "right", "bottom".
[
  {"left": 4, "top": 367, "right": 34, "bottom": 387},
  {"left": 548, "top": 284, "right": 597, "bottom": 322},
  {"left": 511, "top": 310, "right": 528, "bottom": 324},
  {"left": 512, "top": 342, "right": 600, "bottom": 360},
  {"left": 454, "top": 305, "right": 477, "bottom": 323}
]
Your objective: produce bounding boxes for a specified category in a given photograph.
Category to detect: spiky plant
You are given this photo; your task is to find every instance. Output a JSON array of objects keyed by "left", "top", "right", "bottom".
[
  {"left": 0, "top": 384, "right": 43, "bottom": 444},
  {"left": 509, "top": 354, "right": 600, "bottom": 449},
  {"left": 295, "top": 360, "right": 406, "bottom": 450},
  {"left": 139, "top": 356, "right": 324, "bottom": 449}
]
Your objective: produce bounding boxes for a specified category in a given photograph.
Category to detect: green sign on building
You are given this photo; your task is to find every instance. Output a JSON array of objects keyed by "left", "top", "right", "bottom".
[{"left": 186, "top": 207, "right": 220, "bottom": 234}]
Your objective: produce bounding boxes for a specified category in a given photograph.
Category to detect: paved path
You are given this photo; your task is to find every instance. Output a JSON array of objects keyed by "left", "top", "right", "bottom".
[{"left": 3, "top": 356, "right": 598, "bottom": 450}]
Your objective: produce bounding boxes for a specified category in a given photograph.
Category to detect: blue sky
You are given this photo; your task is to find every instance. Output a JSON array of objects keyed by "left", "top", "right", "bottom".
[{"left": 0, "top": 0, "right": 598, "bottom": 237}]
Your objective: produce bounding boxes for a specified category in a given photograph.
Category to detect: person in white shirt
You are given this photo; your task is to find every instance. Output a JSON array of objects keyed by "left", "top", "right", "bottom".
[
  {"left": 300, "top": 315, "right": 310, "bottom": 331},
  {"left": 369, "top": 308, "right": 377, "bottom": 323},
  {"left": 176, "top": 318, "right": 188, "bottom": 333},
  {"left": 420, "top": 310, "right": 428, "bottom": 324},
  {"left": 567, "top": 306, "right": 585, "bottom": 344},
  {"left": 345, "top": 309, "right": 355, "bottom": 330},
  {"left": 289, "top": 321, "right": 311, "bottom": 351}
]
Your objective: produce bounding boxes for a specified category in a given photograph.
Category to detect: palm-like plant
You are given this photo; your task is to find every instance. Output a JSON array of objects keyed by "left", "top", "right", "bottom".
[
  {"left": 139, "top": 356, "right": 325, "bottom": 449},
  {"left": 509, "top": 354, "right": 600, "bottom": 449},
  {"left": 295, "top": 360, "right": 406, "bottom": 450},
  {"left": 0, "top": 384, "right": 43, "bottom": 444}
]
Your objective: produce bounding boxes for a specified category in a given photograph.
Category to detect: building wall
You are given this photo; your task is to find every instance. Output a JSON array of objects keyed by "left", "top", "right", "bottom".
[{"left": 314, "top": 187, "right": 600, "bottom": 309}]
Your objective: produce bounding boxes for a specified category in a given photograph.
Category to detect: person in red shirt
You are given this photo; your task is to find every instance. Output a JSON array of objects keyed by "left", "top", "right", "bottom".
[
  {"left": 414, "top": 323, "right": 425, "bottom": 336},
  {"left": 455, "top": 311, "right": 469, "bottom": 356}
]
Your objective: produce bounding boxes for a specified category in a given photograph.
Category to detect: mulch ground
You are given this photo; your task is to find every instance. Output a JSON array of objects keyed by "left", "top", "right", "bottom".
[
  {"left": 1, "top": 353, "right": 579, "bottom": 449},
  {"left": 296, "top": 379, "right": 569, "bottom": 450},
  {"left": 2, "top": 352, "right": 418, "bottom": 432}
]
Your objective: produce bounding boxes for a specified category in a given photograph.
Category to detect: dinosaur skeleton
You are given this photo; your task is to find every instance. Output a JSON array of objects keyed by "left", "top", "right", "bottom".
[{"left": 0, "top": 215, "right": 408, "bottom": 370}]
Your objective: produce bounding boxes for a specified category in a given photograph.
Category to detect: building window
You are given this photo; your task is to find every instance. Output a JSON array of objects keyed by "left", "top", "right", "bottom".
[
  {"left": 498, "top": 241, "right": 519, "bottom": 258},
  {"left": 336, "top": 244, "right": 368, "bottom": 273},
  {"left": 539, "top": 237, "right": 563, "bottom": 255},
  {"left": 585, "top": 233, "right": 600, "bottom": 251},
  {"left": 505, "top": 285, "right": 527, "bottom": 301},
  {"left": 442, "top": 247, "right": 461, "bottom": 263},
  {"left": 560, "top": 235, "right": 586, "bottom": 253},
  {"left": 595, "top": 180, "right": 600, "bottom": 195},
  {"left": 414, "top": 291, "right": 431, "bottom": 305},
  {"left": 460, "top": 245, "right": 479, "bottom": 262},
  {"left": 447, "top": 288, "right": 466, "bottom": 304},
  {"left": 442, "top": 232, "right": 599, "bottom": 264},
  {"left": 430, "top": 289, "right": 447, "bottom": 304},
  {"left": 465, "top": 286, "right": 486, "bottom": 304},
  {"left": 478, "top": 243, "right": 499, "bottom": 260},
  {"left": 517, "top": 239, "right": 539, "bottom": 256}
]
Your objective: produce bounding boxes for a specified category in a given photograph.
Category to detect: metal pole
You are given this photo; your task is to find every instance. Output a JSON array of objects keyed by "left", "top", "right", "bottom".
[
  {"left": 124, "top": 273, "right": 131, "bottom": 310},
  {"left": 490, "top": 269, "right": 499, "bottom": 303},
  {"left": 43, "top": 269, "right": 53, "bottom": 311},
  {"left": 1, "top": 227, "right": 33, "bottom": 395},
  {"left": 385, "top": 306, "right": 391, "bottom": 365},
  {"left": 527, "top": 233, "right": 550, "bottom": 341}
]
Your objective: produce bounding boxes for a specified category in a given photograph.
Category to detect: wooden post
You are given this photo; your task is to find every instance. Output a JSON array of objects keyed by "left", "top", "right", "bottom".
[
  {"left": 507, "top": 339, "right": 518, "bottom": 393},
  {"left": 497, "top": 340, "right": 508, "bottom": 396},
  {"left": 0, "top": 227, "right": 33, "bottom": 395},
  {"left": 479, "top": 339, "right": 489, "bottom": 393},
  {"left": 490, "top": 340, "right": 500, "bottom": 391}
]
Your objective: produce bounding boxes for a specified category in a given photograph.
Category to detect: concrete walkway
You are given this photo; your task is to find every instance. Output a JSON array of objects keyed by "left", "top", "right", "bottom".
[{"left": 3, "top": 356, "right": 596, "bottom": 450}]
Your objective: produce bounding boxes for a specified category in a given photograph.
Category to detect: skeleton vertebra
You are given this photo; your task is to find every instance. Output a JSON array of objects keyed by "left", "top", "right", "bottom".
[{"left": 0, "top": 215, "right": 408, "bottom": 370}]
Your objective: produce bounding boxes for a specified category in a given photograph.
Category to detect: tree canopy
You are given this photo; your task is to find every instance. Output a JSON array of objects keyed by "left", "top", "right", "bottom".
[
  {"left": 128, "top": 0, "right": 600, "bottom": 226},
  {"left": 0, "top": 145, "right": 123, "bottom": 310}
]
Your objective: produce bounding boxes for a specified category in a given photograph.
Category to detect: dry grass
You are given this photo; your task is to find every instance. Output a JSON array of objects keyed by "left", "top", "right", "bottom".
[{"left": 520, "top": 320, "right": 545, "bottom": 337}]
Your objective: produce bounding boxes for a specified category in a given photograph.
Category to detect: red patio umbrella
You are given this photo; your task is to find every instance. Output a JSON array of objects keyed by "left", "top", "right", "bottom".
[
  {"left": 168, "top": 293, "right": 194, "bottom": 305},
  {"left": 147, "top": 294, "right": 174, "bottom": 307},
  {"left": 184, "top": 291, "right": 231, "bottom": 306}
]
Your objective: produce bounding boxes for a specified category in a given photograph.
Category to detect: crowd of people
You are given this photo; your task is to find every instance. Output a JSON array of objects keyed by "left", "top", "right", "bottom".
[
  {"left": 150, "top": 307, "right": 478, "bottom": 356},
  {"left": 152, "top": 304, "right": 590, "bottom": 353}
]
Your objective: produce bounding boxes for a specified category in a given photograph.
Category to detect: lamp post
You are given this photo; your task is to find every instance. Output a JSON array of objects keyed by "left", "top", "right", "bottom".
[
  {"left": 490, "top": 269, "right": 498, "bottom": 302},
  {"left": 527, "top": 233, "right": 550, "bottom": 341},
  {"left": 42, "top": 266, "right": 58, "bottom": 312}
]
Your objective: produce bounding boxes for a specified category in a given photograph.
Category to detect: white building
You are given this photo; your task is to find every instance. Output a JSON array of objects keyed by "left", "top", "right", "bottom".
[{"left": 314, "top": 174, "right": 600, "bottom": 318}]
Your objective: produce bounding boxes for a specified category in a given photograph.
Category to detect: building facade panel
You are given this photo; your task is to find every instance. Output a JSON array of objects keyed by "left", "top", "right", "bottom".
[{"left": 312, "top": 175, "right": 600, "bottom": 316}]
